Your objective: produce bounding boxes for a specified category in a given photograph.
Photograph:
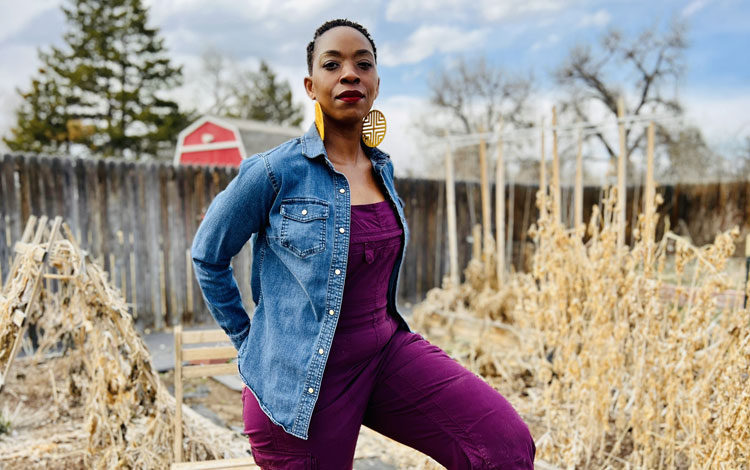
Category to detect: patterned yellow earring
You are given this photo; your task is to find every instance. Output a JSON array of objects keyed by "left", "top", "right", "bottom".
[
  {"left": 314, "top": 101, "right": 325, "bottom": 140},
  {"left": 362, "top": 109, "right": 386, "bottom": 147}
]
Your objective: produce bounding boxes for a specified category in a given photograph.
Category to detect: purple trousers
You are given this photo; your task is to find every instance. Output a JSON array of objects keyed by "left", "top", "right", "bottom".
[
  {"left": 242, "top": 318, "right": 535, "bottom": 469},
  {"left": 242, "top": 201, "right": 535, "bottom": 469}
]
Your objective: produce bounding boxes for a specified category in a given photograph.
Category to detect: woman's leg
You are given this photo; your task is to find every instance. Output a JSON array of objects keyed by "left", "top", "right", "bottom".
[
  {"left": 362, "top": 329, "right": 535, "bottom": 470},
  {"left": 242, "top": 317, "right": 398, "bottom": 469}
]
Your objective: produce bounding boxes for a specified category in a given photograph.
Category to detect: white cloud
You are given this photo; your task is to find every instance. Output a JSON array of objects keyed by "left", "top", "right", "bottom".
[
  {"left": 0, "top": 0, "right": 58, "bottom": 43},
  {"left": 530, "top": 33, "right": 560, "bottom": 51},
  {"left": 578, "top": 9, "right": 611, "bottom": 28},
  {"left": 682, "top": 0, "right": 710, "bottom": 18},
  {"left": 375, "top": 95, "right": 429, "bottom": 177},
  {"left": 681, "top": 88, "right": 750, "bottom": 155},
  {"left": 386, "top": 0, "right": 572, "bottom": 23},
  {"left": 380, "top": 25, "right": 489, "bottom": 66}
]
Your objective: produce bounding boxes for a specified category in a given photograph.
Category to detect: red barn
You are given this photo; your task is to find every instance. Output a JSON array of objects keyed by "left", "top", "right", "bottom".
[{"left": 173, "top": 115, "right": 301, "bottom": 167}]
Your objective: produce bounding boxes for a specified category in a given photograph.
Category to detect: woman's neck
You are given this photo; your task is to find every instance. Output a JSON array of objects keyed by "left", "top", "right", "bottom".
[{"left": 322, "top": 117, "right": 366, "bottom": 168}]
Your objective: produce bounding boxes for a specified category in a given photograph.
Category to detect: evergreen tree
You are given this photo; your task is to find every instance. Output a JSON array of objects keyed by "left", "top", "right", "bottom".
[
  {"left": 228, "top": 60, "right": 304, "bottom": 127},
  {"left": 4, "top": 0, "right": 191, "bottom": 158}
]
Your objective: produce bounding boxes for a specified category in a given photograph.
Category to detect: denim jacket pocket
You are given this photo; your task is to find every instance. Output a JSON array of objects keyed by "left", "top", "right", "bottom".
[{"left": 279, "top": 198, "right": 329, "bottom": 258}]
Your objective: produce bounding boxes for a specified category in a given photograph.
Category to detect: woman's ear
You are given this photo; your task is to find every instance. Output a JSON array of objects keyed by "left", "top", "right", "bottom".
[{"left": 304, "top": 76, "right": 315, "bottom": 100}]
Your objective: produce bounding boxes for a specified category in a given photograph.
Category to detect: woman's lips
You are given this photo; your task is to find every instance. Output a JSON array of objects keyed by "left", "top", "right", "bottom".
[{"left": 336, "top": 91, "right": 364, "bottom": 103}]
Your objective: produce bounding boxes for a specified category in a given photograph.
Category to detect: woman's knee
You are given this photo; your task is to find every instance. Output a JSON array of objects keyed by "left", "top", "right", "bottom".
[{"left": 481, "top": 418, "right": 535, "bottom": 470}]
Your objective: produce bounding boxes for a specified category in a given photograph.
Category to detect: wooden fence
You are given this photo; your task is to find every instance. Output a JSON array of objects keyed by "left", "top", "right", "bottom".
[{"left": 1, "top": 153, "right": 748, "bottom": 331}]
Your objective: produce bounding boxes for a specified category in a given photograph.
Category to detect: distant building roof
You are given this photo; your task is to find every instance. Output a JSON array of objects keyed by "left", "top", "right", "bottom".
[{"left": 174, "top": 115, "right": 302, "bottom": 167}]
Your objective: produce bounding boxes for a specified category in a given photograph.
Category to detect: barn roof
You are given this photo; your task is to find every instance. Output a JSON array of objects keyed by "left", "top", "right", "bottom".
[
  {"left": 174, "top": 115, "right": 302, "bottom": 166},
  {"left": 219, "top": 117, "right": 301, "bottom": 156}
]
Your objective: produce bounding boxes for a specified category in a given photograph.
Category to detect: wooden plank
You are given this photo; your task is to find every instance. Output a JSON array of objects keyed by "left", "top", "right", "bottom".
[
  {"left": 182, "top": 346, "right": 237, "bottom": 361},
  {"left": 165, "top": 165, "right": 185, "bottom": 326},
  {"left": 174, "top": 324, "right": 183, "bottom": 463},
  {"left": 172, "top": 165, "right": 188, "bottom": 325},
  {"left": 2, "top": 155, "right": 20, "bottom": 244},
  {"left": 146, "top": 163, "right": 163, "bottom": 330},
  {"left": 122, "top": 162, "right": 137, "bottom": 319},
  {"left": 73, "top": 158, "right": 88, "bottom": 247},
  {"left": 182, "top": 165, "right": 196, "bottom": 324},
  {"left": 170, "top": 457, "right": 259, "bottom": 470},
  {"left": 134, "top": 163, "right": 152, "bottom": 329},
  {"left": 0, "top": 156, "right": 8, "bottom": 284},
  {"left": 95, "top": 159, "right": 109, "bottom": 268},
  {"left": 17, "top": 155, "right": 31, "bottom": 224},
  {"left": 27, "top": 155, "right": 42, "bottom": 218},
  {"left": 182, "top": 329, "right": 231, "bottom": 344},
  {"left": 444, "top": 145, "right": 459, "bottom": 287},
  {"left": 159, "top": 165, "right": 173, "bottom": 326},
  {"left": 192, "top": 166, "right": 208, "bottom": 322},
  {"left": 182, "top": 362, "right": 238, "bottom": 379},
  {"left": 104, "top": 160, "right": 120, "bottom": 297}
]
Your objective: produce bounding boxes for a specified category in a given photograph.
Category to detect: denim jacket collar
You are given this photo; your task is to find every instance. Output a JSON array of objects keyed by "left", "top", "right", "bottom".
[{"left": 300, "top": 122, "right": 390, "bottom": 170}]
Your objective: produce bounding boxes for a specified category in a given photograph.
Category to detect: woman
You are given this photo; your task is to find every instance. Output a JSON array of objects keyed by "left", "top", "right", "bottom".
[{"left": 191, "top": 19, "right": 535, "bottom": 470}]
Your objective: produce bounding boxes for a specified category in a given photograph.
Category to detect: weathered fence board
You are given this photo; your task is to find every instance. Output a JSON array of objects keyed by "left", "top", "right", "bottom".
[{"left": 1, "top": 153, "right": 747, "bottom": 331}]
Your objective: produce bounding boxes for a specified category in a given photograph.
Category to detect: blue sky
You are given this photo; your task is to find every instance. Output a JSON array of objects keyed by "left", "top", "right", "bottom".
[{"left": 1, "top": 0, "right": 748, "bottom": 176}]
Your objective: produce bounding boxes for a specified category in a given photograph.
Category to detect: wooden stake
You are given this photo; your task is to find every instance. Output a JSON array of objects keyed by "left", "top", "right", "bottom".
[
  {"left": 1, "top": 216, "right": 62, "bottom": 391},
  {"left": 552, "top": 106, "right": 561, "bottom": 224},
  {"left": 186, "top": 248, "right": 194, "bottom": 317},
  {"left": 478, "top": 126, "right": 491, "bottom": 264},
  {"left": 495, "top": 119, "right": 505, "bottom": 286},
  {"left": 617, "top": 96, "right": 627, "bottom": 249},
  {"left": 539, "top": 119, "right": 547, "bottom": 215},
  {"left": 645, "top": 121, "right": 656, "bottom": 266},
  {"left": 575, "top": 124, "right": 584, "bottom": 229},
  {"left": 472, "top": 224, "right": 482, "bottom": 261},
  {"left": 445, "top": 144, "right": 460, "bottom": 287}
]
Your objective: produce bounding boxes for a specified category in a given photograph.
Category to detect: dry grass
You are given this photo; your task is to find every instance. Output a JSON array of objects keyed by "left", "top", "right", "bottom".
[
  {"left": 413, "top": 189, "right": 750, "bottom": 469},
  {"left": 0, "top": 221, "right": 249, "bottom": 469}
]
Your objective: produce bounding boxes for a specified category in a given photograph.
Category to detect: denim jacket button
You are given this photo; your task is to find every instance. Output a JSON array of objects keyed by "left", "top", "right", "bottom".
[
  {"left": 334, "top": 269, "right": 341, "bottom": 275},
  {"left": 308, "top": 387, "right": 314, "bottom": 394},
  {"left": 339, "top": 188, "right": 345, "bottom": 193},
  {"left": 328, "top": 309, "right": 335, "bottom": 315},
  {"left": 318, "top": 348, "right": 324, "bottom": 354},
  {"left": 339, "top": 227, "right": 345, "bottom": 233},
  {"left": 301, "top": 209, "right": 308, "bottom": 215}
]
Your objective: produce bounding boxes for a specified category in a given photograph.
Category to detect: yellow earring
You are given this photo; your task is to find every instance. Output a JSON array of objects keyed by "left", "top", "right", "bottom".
[
  {"left": 314, "top": 101, "right": 325, "bottom": 141},
  {"left": 362, "top": 109, "right": 386, "bottom": 147}
]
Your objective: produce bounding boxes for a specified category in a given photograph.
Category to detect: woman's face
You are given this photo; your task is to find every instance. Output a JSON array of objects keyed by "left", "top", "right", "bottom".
[{"left": 304, "top": 26, "right": 379, "bottom": 126}]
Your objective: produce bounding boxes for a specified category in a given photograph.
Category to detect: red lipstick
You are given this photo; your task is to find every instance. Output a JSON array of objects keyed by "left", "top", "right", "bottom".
[{"left": 336, "top": 90, "right": 364, "bottom": 102}]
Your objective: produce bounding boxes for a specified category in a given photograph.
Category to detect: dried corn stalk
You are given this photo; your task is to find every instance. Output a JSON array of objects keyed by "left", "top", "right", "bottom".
[
  {"left": 414, "top": 189, "right": 749, "bottom": 469},
  {"left": 0, "top": 219, "right": 248, "bottom": 469}
]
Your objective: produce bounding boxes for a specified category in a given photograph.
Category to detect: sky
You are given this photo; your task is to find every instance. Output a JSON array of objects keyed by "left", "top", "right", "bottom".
[{"left": 1, "top": 0, "right": 749, "bottom": 178}]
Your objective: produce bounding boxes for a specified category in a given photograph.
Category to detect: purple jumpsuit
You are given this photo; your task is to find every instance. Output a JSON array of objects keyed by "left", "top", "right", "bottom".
[{"left": 242, "top": 200, "right": 535, "bottom": 469}]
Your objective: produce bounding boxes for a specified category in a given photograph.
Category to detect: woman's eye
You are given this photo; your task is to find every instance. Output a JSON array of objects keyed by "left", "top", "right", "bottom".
[
  {"left": 323, "top": 62, "right": 338, "bottom": 70},
  {"left": 358, "top": 62, "right": 373, "bottom": 69}
]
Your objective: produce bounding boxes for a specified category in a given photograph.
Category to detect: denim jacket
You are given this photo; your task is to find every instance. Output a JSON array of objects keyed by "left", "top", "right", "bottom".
[{"left": 190, "top": 123, "right": 412, "bottom": 440}]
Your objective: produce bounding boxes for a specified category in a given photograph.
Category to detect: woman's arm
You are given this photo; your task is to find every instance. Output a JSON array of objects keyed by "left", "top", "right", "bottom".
[{"left": 190, "top": 155, "right": 277, "bottom": 350}]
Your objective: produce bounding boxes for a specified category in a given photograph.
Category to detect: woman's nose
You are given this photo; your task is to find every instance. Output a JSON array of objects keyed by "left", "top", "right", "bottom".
[{"left": 340, "top": 63, "right": 360, "bottom": 83}]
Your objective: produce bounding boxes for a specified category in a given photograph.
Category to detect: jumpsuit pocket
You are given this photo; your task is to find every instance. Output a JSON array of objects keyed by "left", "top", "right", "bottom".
[
  {"left": 251, "top": 447, "right": 318, "bottom": 470},
  {"left": 279, "top": 198, "right": 328, "bottom": 258}
]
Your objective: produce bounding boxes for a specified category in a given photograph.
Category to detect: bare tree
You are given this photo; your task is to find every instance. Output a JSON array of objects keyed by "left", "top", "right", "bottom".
[
  {"left": 197, "top": 50, "right": 303, "bottom": 127},
  {"left": 426, "top": 56, "right": 533, "bottom": 135},
  {"left": 416, "top": 56, "right": 534, "bottom": 180},
  {"left": 199, "top": 46, "right": 234, "bottom": 116},
  {"left": 555, "top": 20, "right": 687, "bottom": 169}
]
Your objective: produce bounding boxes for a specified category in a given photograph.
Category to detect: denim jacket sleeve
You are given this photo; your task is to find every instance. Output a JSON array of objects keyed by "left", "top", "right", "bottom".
[{"left": 190, "top": 155, "right": 277, "bottom": 350}]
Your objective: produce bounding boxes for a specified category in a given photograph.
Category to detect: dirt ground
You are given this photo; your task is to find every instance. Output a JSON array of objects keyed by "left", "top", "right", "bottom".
[{"left": 0, "top": 355, "right": 439, "bottom": 469}]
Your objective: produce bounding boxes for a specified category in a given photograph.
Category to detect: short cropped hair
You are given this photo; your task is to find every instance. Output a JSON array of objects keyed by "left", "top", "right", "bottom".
[{"left": 306, "top": 19, "right": 377, "bottom": 75}]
